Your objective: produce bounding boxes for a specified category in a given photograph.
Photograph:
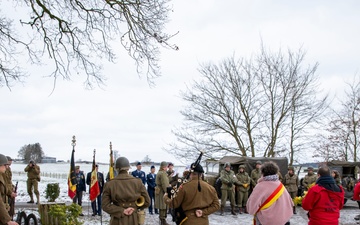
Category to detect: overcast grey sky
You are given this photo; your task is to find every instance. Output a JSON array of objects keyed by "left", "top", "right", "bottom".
[{"left": 1, "top": 0, "right": 359, "bottom": 164}]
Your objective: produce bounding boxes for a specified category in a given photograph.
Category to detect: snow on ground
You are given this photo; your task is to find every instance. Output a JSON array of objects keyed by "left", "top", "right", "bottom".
[{"left": 10, "top": 163, "right": 360, "bottom": 225}]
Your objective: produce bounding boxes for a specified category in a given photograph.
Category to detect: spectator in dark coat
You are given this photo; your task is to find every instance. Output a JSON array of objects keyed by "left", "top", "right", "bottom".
[
  {"left": 146, "top": 165, "right": 158, "bottom": 214},
  {"left": 73, "top": 165, "right": 86, "bottom": 216}
]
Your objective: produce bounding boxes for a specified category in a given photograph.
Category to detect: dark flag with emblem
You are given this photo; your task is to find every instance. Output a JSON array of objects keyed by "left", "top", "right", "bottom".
[{"left": 68, "top": 148, "right": 77, "bottom": 199}]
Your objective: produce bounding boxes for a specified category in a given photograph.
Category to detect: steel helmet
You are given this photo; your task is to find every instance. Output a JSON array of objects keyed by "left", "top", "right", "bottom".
[
  {"left": 115, "top": 157, "right": 130, "bottom": 171},
  {"left": 0, "top": 154, "right": 8, "bottom": 166},
  {"left": 224, "top": 162, "right": 231, "bottom": 168}
]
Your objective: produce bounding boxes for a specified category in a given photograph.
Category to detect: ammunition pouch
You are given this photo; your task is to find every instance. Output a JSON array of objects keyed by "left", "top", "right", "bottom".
[{"left": 155, "top": 186, "right": 160, "bottom": 195}]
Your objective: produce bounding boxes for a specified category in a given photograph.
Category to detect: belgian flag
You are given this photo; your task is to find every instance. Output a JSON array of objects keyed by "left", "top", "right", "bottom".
[
  {"left": 89, "top": 153, "right": 100, "bottom": 202},
  {"left": 68, "top": 149, "right": 77, "bottom": 199},
  {"left": 109, "top": 142, "right": 115, "bottom": 180}
]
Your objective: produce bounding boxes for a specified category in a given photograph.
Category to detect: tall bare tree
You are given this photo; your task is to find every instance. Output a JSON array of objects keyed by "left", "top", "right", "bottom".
[
  {"left": 0, "top": 0, "right": 178, "bottom": 88},
  {"left": 315, "top": 75, "right": 360, "bottom": 162},
  {"left": 167, "top": 46, "right": 326, "bottom": 161}
]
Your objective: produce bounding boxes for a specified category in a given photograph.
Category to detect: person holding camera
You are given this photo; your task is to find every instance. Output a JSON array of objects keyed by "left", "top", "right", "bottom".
[
  {"left": 220, "top": 162, "right": 240, "bottom": 215},
  {"left": 24, "top": 160, "right": 40, "bottom": 204}
]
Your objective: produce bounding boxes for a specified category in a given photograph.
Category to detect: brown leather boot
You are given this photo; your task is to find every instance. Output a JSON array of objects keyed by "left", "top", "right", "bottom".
[
  {"left": 231, "top": 206, "right": 236, "bottom": 215},
  {"left": 220, "top": 206, "right": 224, "bottom": 215}
]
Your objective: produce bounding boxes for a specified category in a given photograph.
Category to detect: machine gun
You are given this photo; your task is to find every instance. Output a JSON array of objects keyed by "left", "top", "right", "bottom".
[
  {"left": 167, "top": 151, "right": 204, "bottom": 225},
  {"left": 9, "top": 181, "right": 18, "bottom": 220}
]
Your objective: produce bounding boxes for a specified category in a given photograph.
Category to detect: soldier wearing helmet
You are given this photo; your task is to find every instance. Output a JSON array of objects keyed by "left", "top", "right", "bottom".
[
  {"left": 283, "top": 166, "right": 299, "bottom": 214},
  {"left": 102, "top": 157, "right": 150, "bottom": 225},
  {"left": 302, "top": 166, "right": 317, "bottom": 191},
  {"left": 0, "top": 154, "right": 19, "bottom": 225},
  {"left": 155, "top": 161, "right": 170, "bottom": 225},
  {"left": 235, "top": 165, "right": 250, "bottom": 214},
  {"left": 219, "top": 162, "right": 240, "bottom": 215},
  {"left": 24, "top": 159, "right": 41, "bottom": 204},
  {"left": 250, "top": 161, "right": 262, "bottom": 188}
]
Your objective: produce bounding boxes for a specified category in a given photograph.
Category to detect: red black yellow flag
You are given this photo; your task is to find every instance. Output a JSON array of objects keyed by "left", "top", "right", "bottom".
[{"left": 90, "top": 150, "right": 100, "bottom": 202}]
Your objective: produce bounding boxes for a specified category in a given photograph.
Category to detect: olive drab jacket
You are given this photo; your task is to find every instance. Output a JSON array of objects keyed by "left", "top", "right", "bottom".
[
  {"left": 155, "top": 168, "right": 170, "bottom": 210},
  {"left": 165, "top": 176, "right": 220, "bottom": 225},
  {"left": 0, "top": 174, "right": 11, "bottom": 225},
  {"left": 102, "top": 170, "right": 150, "bottom": 225},
  {"left": 4, "top": 168, "right": 13, "bottom": 197},
  {"left": 250, "top": 168, "right": 261, "bottom": 187},
  {"left": 235, "top": 171, "right": 251, "bottom": 192},
  {"left": 24, "top": 164, "right": 40, "bottom": 180},
  {"left": 283, "top": 173, "right": 299, "bottom": 193},
  {"left": 220, "top": 169, "right": 239, "bottom": 190},
  {"left": 302, "top": 172, "right": 317, "bottom": 190}
]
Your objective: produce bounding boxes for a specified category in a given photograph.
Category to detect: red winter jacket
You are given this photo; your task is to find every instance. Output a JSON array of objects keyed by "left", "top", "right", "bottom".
[
  {"left": 302, "top": 183, "right": 344, "bottom": 225},
  {"left": 353, "top": 182, "right": 360, "bottom": 200}
]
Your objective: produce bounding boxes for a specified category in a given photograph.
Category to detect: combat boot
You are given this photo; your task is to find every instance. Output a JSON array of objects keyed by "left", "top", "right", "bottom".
[
  {"left": 160, "top": 218, "right": 170, "bottom": 225},
  {"left": 293, "top": 206, "right": 297, "bottom": 214},
  {"left": 243, "top": 206, "right": 248, "bottom": 214},
  {"left": 239, "top": 207, "right": 243, "bottom": 214},
  {"left": 220, "top": 206, "right": 224, "bottom": 215},
  {"left": 36, "top": 194, "right": 40, "bottom": 204},
  {"left": 231, "top": 206, "right": 236, "bottom": 215}
]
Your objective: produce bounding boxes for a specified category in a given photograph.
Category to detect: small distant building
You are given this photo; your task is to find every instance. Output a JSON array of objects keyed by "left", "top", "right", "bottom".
[{"left": 41, "top": 156, "right": 57, "bottom": 163}]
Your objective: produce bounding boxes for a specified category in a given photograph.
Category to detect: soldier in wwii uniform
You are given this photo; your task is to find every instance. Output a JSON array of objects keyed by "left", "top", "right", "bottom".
[
  {"left": 155, "top": 161, "right": 170, "bottom": 225},
  {"left": 24, "top": 160, "right": 40, "bottom": 204},
  {"left": 3, "top": 156, "right": 16, "bottom": 218},
  {"left": 235, "top": 165, "right": 250, "bottom": 214},
  {"left": 102, "top": 157, "right": 150, "bottom": 225},
  {"left": 164, "top": 163, "right": 220, "bottom": 225},
  {"left": 220, "top": 162, "right": 240, "bottom": 215},
  {"left": 0, "top": 154, "right": 18, "bottom": 225},
  {"left": 250, "top": 161, "right": 262, "bottom": 188},
  {"left": 283, "top": 166, "right": 299, "bottom": 214},
  {"left": 302, "top": 166, "right": 317, "bottom": 191}
]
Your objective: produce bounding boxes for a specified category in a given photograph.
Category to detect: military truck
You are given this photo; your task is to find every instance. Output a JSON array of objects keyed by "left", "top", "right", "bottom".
[
  {"left": 204, "top": 156, "right": 288, "bottom": 198},
  {"left": 327, "top": 160, "right": 360, "bottom": 204}
]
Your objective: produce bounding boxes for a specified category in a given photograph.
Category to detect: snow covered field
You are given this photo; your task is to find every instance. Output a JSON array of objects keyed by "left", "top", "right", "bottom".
[{"left": 10, "top": 163, "right": 360, "bottom": 225}]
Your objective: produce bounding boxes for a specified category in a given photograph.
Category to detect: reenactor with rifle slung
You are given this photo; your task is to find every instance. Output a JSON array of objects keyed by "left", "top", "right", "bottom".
[
  {"left": 302, "top": 166, "right": 317, "bottom": 191},
  {"left": 24, "top": 160, "right": 40, "bottom": 204},
  {"left": 4, "top": 156, "right": 17, "bottom": 219},
  {"left": 283, "top": 166, "right": 299, "bottom": 214},
  {"left": 0, "top": 154, "right": 19, "bottom": 225},
  {"left": 235, "top": 165, "right": 250, "bottom": 214},
  {"left": 220, "top": 162, "right": 240, "bottom": 215}
]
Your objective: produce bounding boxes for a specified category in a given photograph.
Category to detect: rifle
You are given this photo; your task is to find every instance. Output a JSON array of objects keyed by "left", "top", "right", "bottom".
[
  {"left": 168, "top": 151, "right": 204, "bottom": 225},
  {"left": 9, "top": 181, "right": 18, "bottom": 220}
]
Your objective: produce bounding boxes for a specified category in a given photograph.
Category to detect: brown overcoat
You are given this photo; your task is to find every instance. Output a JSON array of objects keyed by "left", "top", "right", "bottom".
[
  {"left": 0, "top": 174, "right": 11, "bottom": 225},
  {"left": 155, "top": 169, "right": 169, "bottom": 210},
  {"left": 102, "top": 170, "right": 150, "bottom": 225},
  {"left": 165, "top": 176, "right": 220, "bottom": 225}
]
